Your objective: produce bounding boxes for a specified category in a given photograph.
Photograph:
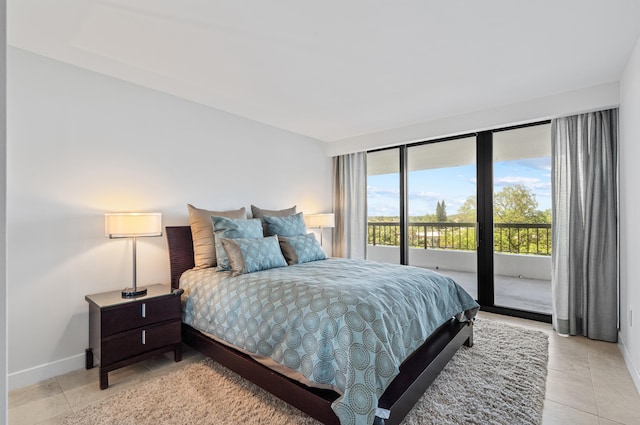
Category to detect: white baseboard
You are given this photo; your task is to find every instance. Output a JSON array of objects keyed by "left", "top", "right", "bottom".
[
  {"left": 618, "top": 331, "right": 640, "bottom": 395},
  {"left": 9, "top": 336, "right": 640, "bottom": 395},
  {"left": 8, "top": 353, "right": 85, "bottom": 390}
]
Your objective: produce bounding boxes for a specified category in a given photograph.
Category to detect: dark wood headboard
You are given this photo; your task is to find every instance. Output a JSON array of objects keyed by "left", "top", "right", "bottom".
[{"left": 165, "top": 226, "right": 195, "bottom": 289}]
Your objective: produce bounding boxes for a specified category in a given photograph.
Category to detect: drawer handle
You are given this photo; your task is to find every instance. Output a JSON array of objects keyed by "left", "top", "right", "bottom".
[
  {"left": 141, "top": 303, "right": 146, "bottom": 318},
  {"left": 142, "top": 330, "right": 146, "bottom": 345}
]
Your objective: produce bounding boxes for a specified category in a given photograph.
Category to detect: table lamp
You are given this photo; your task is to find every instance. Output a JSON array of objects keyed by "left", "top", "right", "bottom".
[
  {"left": 304, "top": 213, "right": 335, "bottom": 246},
  {"left": 105, "top": 212, "right": 162, "bottom": 298}
]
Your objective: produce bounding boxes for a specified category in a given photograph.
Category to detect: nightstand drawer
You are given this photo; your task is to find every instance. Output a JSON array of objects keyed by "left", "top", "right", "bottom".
[
  {"left": 101, "top": 320, "right": 181, "bottom": 366},
  {"left": 101, "top": 296, "right": 181, "bottom": 337}
]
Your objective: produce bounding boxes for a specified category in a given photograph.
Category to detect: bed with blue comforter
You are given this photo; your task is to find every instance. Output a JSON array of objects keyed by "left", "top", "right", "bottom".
[{"left": 179, "top": 257, "right": 478, "bottom": 425}]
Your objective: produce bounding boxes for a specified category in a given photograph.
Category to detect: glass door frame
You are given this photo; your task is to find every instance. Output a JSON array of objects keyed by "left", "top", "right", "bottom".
[
  {"left": 477, "top": 122, "right": 551, "bottom": 323},
  {"left": 367, "top": 122, "right": 552, "bottom": 323}
]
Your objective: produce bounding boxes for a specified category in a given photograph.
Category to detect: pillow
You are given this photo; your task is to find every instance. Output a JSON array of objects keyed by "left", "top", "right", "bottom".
[
  {"left": 212, "top": 217, "right": 263, "bottom": 271},
  {"left": 251, "top": 205, "right": 297, "bottom": 235},
  {"left": 221, "top": 236, "right": 287, "bottom": 276},
  {"left": 187, "top": 204, "right": 246, "bottom": 269},
  {"left": 278, "top": 233, "right": 327, "bottom": 265},
  {"left": 263, "top": 212, "right": 306, "bottom": 237}
]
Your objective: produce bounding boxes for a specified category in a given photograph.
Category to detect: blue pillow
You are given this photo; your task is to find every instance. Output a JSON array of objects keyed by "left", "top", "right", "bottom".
[
  {"left": 263, "top": 212, "right": 306, "bottom": 237},
  {"left": 212, "top": 216, "right": 263, "bottom": 271},
  {"left": 221, "top": 236, "right": 287, "bottom": 275},
  {"left": 278, "top": 233, "right": 327, "bottom": 265}
]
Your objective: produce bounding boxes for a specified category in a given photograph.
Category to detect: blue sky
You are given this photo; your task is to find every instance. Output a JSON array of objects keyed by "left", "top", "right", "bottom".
[{"left": 367, "top": 157, "right": 552, "bottom": 217}]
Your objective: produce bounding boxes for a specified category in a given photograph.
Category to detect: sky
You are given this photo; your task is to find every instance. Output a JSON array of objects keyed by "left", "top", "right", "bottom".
[{"left": 367, "top": 157, "right": 552, "bottom": 218}]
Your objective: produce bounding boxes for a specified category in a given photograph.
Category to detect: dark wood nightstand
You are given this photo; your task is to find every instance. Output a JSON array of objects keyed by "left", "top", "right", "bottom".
[{"left": 85, "top": 284, "right": 183, "bottom": 389}]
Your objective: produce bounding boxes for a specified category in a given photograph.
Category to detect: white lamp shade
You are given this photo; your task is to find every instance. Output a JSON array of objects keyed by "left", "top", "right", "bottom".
[
  {"left": 304, "top": 213, "right": 335, "bottom": 228},
  {"left": 105, "top": 213, "right": 162, "bottom": 238}
]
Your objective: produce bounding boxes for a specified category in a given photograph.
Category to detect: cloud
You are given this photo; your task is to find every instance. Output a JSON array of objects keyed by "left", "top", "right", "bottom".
[
  {"left": 367, "top": 186, "right": 400, "bottom": 198},
  {"left": 368, "top": 183, "right": 474, "bottom": 216},
  {"left": 369, "top": 186, "right": 445, "bottom": 203},
  {"left": 408, "top": 190, "right": 442, "bottom": 202},
  {"left": 495, "top": 176, "right": 550, "bottom": 191},
  {"left": 368, "top": 205, "right": 399, "bottom": 216}
]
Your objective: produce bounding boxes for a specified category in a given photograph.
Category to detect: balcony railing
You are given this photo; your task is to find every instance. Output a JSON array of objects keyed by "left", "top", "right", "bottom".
[{"left": 368, "top": 221, "right": 552, "bottom": 255}]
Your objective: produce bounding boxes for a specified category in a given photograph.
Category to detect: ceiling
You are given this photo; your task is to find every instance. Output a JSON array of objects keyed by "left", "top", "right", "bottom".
[{"left": 8, "top": 1, "right": 640, "bottom": 142}]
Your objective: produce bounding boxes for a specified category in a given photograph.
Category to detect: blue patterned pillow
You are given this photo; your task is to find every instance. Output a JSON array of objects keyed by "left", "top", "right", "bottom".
[
  {"left": 263, "top": 212, "right": 306, "bottom": 237},
  {"left": 221, "top": 236, "right": 287, "bottom": 275},
  {"left": 251, "top": 205, "right": 297, "bottom": 236},
  {"left": 212, "top": 217, "right": 263, "bottom": 271},
  {"left": 278, "top": 233, "right": 327, "bottom": 265}
]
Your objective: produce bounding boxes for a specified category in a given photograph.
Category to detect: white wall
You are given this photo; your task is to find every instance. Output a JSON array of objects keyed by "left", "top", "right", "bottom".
[
  {"left": 619, "top": 35, "right": 640, "bottom": 392},
  {"left": 6, "top": 47, "right": 332, "bottom": 389},
  {"left": 1, "top": 0, "right": 8, "bottom": 421}
]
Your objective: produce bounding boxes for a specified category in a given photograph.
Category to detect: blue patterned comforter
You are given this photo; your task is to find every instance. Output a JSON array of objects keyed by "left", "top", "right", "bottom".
[{"left": 181, "top": 258, "right": 479, "bottom": 425}]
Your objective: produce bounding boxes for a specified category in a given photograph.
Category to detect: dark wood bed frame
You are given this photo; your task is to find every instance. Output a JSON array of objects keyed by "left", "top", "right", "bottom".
[{"left": 166, "top": 226, "right": 473, "bottom": 425}]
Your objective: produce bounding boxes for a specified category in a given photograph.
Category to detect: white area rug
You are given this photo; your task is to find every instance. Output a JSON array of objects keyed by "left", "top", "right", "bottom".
[{"left": 63, "top": 319, "right": 548, "bottom": 425}]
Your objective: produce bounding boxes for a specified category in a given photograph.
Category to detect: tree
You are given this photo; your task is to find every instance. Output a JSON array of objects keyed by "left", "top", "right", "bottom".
[
  {"left": 492, "top": 184, "right": 550, "bottom": 254},
  {"left": 436, "top": 200, "right": 447, "bottom": 222},
  {"left": 370, "top": 185, "right": 551, "bottom": 253},
  {"left": 493, "top": 184, "right": 538, "bottom": 223},
  {"left": 457, "top": 196, "right": 476, "bottom": 223}
]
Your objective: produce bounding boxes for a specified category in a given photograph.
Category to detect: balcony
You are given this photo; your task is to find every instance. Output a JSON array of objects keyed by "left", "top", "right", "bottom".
[{"left": 367, "top": 221, "right": 552, "bottom": 314}]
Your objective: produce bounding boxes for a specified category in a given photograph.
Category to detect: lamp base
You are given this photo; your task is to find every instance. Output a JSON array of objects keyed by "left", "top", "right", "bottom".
[{"left": 121, "top": 287, "right": 148, "bottom": 298}]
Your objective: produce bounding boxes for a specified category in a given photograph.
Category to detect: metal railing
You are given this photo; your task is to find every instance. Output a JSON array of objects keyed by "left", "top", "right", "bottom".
[{"left": 368, "top": 221, "right": 551, "bottom": 255}]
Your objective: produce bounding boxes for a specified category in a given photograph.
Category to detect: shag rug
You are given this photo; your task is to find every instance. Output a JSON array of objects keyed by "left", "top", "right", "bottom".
[{"left": 63, "top": 319, "right": 548, "bottom": 425}]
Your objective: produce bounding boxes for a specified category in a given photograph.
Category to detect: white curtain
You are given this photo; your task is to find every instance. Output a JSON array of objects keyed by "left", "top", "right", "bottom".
[
  {"left": 332, "top": 152, "right": 367, "bottom": 259},
  {"left": 551, "top": 108, "right": 618, "bottom": 342}
]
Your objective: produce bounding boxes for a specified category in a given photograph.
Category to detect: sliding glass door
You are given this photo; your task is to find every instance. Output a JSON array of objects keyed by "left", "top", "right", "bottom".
[
  {"left": 406, "top": 137, "right": 477, "bottom": 300},
  {"left": 365, "top": 122, "right": 552, "bottom": 322},
  {"left": 367, "top": 149, "right": 401, "bottom": 264},
  {"left": 492, "top": 124, "right": 552, "bottom": 315}
]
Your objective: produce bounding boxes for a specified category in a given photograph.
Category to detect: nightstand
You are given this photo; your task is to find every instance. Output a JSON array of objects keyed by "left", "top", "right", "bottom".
[{"left": 85, "top": 284, "right": 183, "bottom": 389}]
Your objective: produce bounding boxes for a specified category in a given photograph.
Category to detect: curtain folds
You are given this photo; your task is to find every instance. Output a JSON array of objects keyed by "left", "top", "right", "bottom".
[
  {"left": 332, "top": 152, "right": 367, "bottom": 259},
  {"left": 551, "top": 108, "right": 618, "bottom": 342}
]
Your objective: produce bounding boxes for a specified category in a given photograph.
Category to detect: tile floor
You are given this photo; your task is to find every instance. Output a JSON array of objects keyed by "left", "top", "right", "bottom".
[{"left": 8, "top": 312, "right": 640, "bottom": 425}]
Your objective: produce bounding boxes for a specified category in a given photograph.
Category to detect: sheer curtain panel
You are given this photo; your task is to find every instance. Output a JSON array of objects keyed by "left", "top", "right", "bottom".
[
  {"left": 551, "top": 108, "right": 618, "bottom": 342},
  {"left": 332, "top": 152, "right": 367, "bottom": 259}
]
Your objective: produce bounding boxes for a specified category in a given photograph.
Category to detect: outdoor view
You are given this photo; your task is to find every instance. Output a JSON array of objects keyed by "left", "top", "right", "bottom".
[
  {"left": 368, "top": 164, "right": 552, "bottom": 254},
  {"left": 367, "top": 124, "right": 552, "bottom": 315}
]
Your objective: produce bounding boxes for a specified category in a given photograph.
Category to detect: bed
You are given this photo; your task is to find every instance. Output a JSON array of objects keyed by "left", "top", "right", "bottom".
[{"left": 166, "top": 225, "right": 478, "bottom": 425}]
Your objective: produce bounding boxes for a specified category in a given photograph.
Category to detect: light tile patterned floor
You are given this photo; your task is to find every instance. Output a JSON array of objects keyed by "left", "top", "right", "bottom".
[{"left": 8, "top": 312, "right": 640, "bottom": 425}]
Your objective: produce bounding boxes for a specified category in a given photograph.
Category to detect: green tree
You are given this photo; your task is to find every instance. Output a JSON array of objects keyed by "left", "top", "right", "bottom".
[
  {"left": 457, "top": 196, "right": 476, "bottom": 223},
  {"left": 494, "top": 184, "right": 538, "bottom": 223},
  {"left": 436, "top": 200, "right": 447, "bottom": 222},
  {"left": 453, "top": 187, "right": 551, "bottom": 254},
  {"left": 493, "top": 184, "right": 550, "bottom": 254},
  {"left": 369, "top": 185, "right": 551, "bottom": 254}
]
